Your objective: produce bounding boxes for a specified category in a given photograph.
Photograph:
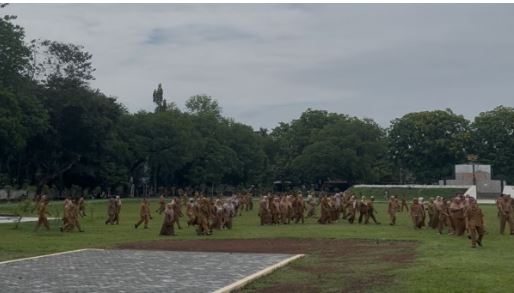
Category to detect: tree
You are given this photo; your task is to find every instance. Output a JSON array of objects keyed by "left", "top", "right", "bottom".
[
  {"left": 36, "top": 40, "right": 95, "bottom": 85},
  {"left": 291, "top": 142, "right": 345, "bottom": 183},
  {"left": 290, "top": 115, "right": 387, "bottom": 184},
  {"left": 117, "top": 110, "right": 195, "bottom": 194},
  {"left": 0, "top": 88, "right": 24, "bottom": 161},
  {"left": 152, "top": 83, "right": 175, "bottom": 112},
  {"left": 182, "top": 137, "right": 240, "bottom": 191},
  {"left": 185, "top": 95, "right": 221, "bottom": 117},
  {"left": 30, "top": 79, "right": 124, "bottom": 193},
  {"left": 388, "top": 109, "right": 470, "bottom": 183},
  {"left": 0, "top": 6, "right": 32, "bottom": 89},
  {"left": 471, "top": 106, "right": 514, "bottom": 182},
  {"left": 0, "top": 86, "right": 49, "bottom": 186}
]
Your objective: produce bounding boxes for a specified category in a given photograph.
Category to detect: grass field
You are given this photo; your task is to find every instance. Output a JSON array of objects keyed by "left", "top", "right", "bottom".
[{"left": 1, "top": 198, "right": 513, "bottom": 292}]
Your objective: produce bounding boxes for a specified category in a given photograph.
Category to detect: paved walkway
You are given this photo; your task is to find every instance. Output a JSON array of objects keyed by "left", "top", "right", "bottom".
[
  {"left": 0, "top": 216, "right": 58, "bottom": 224},
  {"left": 0, "top": 249, "right": 293, "bottom": 293}
]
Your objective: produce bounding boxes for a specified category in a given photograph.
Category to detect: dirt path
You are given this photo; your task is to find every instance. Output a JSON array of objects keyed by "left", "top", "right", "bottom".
[{"left": 116, "top": 238, "right": 417, "bottom": 292}]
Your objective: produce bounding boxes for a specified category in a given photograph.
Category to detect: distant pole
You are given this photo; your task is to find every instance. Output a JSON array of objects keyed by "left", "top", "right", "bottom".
[{"left": 472, "top": 162, "right": 476, "bottom": 186}]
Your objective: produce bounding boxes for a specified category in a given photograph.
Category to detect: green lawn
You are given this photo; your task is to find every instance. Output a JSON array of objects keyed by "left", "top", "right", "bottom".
[{"left": 1, "top": 198, "right": 513, "bottom": 292}]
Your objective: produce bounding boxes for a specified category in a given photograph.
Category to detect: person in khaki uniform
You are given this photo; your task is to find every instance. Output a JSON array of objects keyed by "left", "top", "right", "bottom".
[
  {"left": 222, "top": 200, "right": 235, "bottom": 229},
  {"left": 318, "top": 196, "right": 332, "bottom": 224},
  {"left": 401, "top": 195, "right": 409, "bottom": 212},
  {"left": 306, "top": 193, "right": 317, "bottom": 218},
  {"left": 209, "top": 199, "right": 224, "bottom": 230},
  {"left": 186, "top": 199, "right": 196, "bottom": 227},
  {"left": 195, "top": 197, "right": 211, "bottom": 235},
  {"left": 346, "top": 196, "right": 357, "bottom": 224},
  {"left": 388, "top": 196, "right": 399, "bottom": 225},
  {"left": 431, "top": 197, "right": 441, "bottom": 229},
  {"left": 292, "top": 194, "right": 305, "bottom": 224},
  {"left": 498, "top": 194, "right": 514, "bottom": 235},
  {"left": 464, "top": 198, "right": 484, "bottom": 248},
  {"left": 427, "top": 197, "right": 438, "bottom": 229},
  {"left": 114, "top": 196, "right": 122, "bottom": 224},
  {"left": 61, "top": 199, "right": 84, "bottom": 232},
  {"left": 449, "top": 196, "right": 466, "bottom": 236},
  {"left": 156, "top": 195, "right": 166, "bottom": 215},
  {"left": 78, "top": 196, "right": 86, "bottom": 217},
  {"left": 135, "top": 198, "right": 151, "bottom": 229},
  {"left": 171, "top": 197, "right": 183, "bottom": 230},
  {"left": 358, "top": 197, "right": 369, "bottom": 224},
  {"left": 35, "top": 195, "right": 51, "bottom": 231},
  {"left": 271, "top": 196, "right": 281, "bottom": 225},
  {"left": 159, "top": 203, "right": 176, "bottom": 236},
  {"left": 105, "top": 198, "right": 117, "bottom": 225},
  {"left": 61, "top": 197, "right": 71, "bottom": 229},
  {"left": 410, "top": 198, "right": 424, "bottom": 229},
  {"left": 258, "top": 196, "right": 272, "bottom": 225},
  {"left": 364, "top": 197, "right": 380, "bottom": 224},
  {"left": 436, "top": 198, "right": 451, "bottom": 234}
]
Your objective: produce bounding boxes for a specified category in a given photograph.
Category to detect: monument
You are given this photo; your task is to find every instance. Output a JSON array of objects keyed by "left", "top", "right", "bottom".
[{"left": 439, "top": 163, "right": 504, "bottom": 199}]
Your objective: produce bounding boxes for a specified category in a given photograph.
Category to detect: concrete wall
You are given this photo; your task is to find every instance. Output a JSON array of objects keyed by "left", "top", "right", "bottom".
[
  {"left": 0, "top": 189, "right": 35, "bottom": 200},
  {"left": 354, "top": 184, "right": 471, "bottom": 189},
  {"left": 476, "top": 180, "right": 503, "bottom": 195}
]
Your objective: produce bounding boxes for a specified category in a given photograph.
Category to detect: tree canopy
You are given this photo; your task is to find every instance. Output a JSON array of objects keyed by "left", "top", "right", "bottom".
[{"left": 1, "top": 8, "right": 514, "bottom": 196}]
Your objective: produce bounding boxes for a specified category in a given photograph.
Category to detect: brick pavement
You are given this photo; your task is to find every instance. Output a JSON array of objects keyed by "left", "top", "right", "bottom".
[{"left": 0, "top": 249, "right": 293, "bottom": 293}]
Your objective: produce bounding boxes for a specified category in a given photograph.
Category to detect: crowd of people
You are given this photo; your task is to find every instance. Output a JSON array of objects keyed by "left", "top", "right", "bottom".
[
  {"left": 34, "top": 195, "right": 87, "bottom": 232},
  {"left": 32, "top": 190, "right": 514, "bottom": 248},
  {"left": 257, "top": 191, "right": 514, "bottom": 248},
  {"left": 32, "top": 192, "right": 255, "bottom": 236}
]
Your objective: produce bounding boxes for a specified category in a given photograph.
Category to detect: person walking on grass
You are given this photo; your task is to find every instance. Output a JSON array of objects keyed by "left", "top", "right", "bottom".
[
  {"left": 465, "top": 198, "right": 484, "bottom": 248},
  {"left": 156, "top": 195, "right": 166, "bottom": 215},
  {"left": 35, "top": 195, "right": 51, "bottom": 231},
  {"left": 498, "top": 194, "right": 514, "bottom": 235},
  {"left": 410, "top": 198, "right": 424, "bottom": 229},
  {"left": 401, "top": 194, "right": 409, "bottom": 212},
  {"left": 105, "top": 198, "right": 117, "bottom": 225},
  {"left": 135, "top": 198, "right": 152, "bottom": 229},
  {"left": 388, "top": 196, "right": 399, "bottom": 225}
]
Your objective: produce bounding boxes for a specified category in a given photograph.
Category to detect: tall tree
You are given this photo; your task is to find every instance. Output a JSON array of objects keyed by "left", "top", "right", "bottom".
[
  {"left": 472, "top": 106, "right": 514, "bottom": 182},
  {"left": 389, "top": 109, "right": 470, "bottom": 183},
  {"left": 291, "top": 116, "right": 387, "bottom": 184},
  {"left": 185, "top": 95, "right": 221, "bottom": 117},
  {"left": 152, "top": 83, "right": 176, "bottom": 113},
  {"left": 0, "top": 6, "right": 32, "bottom": 89},
  {"left": 32, "top": 81, "right": 124, "bottom": 193},
  {"left": 36, "top": 40, "right": 95, "bottom": 84}
]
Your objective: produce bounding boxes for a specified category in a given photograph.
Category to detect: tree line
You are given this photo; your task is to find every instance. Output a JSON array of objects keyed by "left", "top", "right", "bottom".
[{"left": 2, "top": 7, "right": 514, "bottom": 197}]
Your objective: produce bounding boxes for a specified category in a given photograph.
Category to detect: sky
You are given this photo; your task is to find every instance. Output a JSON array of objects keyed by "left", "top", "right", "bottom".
[{"left": 6, "top": 4, "right": 514, "bottom": 130}]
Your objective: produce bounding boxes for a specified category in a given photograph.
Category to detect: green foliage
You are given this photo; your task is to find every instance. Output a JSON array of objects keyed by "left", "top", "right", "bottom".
[
  {"left": 3, "top": 9, "right": 514, "bottom": 195},
  {"left": 185, "top": 94, "right": 222, "bottom": 117},
  {"left": 271, "top": 109, "right": 389, "bottom": 185},
  {"left": 389, "top": 109, "right": 470, "bottom": 183},
  {"left": 472, "top": 106, "right": 514, "bottom": 182},
  {"left": 0, "top": 8, "right": 32, "bottom": 89},
  {"left": 37, "top": 40, "right": 95, "bottom": 84},
  {"left": 12, "top": 197, "right": 34, "bottom": 229},
  {"left": 152, "top": 83, "right": 176, "bottom": 112},
  {"left": 0, "top": 88, "right": 24, "bottom": 156}
]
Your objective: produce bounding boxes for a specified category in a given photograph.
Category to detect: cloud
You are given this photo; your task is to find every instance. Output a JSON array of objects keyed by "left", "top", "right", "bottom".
[
  {"left": 145, "top": 25, "right": 258, "bottom": 45},
  {"left": 5, "top": 4, "right": 514, "bottom": 129}
]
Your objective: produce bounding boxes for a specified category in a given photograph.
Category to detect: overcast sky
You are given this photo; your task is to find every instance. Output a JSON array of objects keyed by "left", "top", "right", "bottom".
[{"left": 6, "top": 4, "right": 514, "bottom": 129}]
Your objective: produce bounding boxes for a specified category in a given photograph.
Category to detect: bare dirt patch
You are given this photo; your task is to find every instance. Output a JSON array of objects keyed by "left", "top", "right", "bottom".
[
  {"left": 117, "top": 238, "right": 415, "bottom": 256},
  {"left": 116, "top": 238, "right": 417, "bottom": 292}
]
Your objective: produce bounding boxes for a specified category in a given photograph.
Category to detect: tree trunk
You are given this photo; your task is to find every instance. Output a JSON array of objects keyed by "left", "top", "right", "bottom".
[{"left": 36, "top": 155, "right": 81, "bottom": 194}]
